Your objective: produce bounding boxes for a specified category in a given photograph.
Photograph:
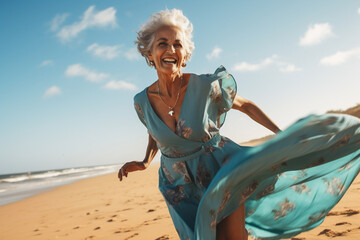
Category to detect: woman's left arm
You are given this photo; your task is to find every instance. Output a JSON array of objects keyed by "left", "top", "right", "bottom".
[{"left": 232, "top": 94, "right": 281, "bottom": 134}]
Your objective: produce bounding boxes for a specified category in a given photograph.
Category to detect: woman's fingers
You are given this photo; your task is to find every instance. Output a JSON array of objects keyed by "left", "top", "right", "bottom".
[{"left": 118, "top": 167, "right": 127, "bottom": 181}]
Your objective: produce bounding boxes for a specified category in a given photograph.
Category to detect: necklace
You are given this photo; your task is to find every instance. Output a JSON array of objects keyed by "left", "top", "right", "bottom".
[{"left": 157, "top": 75, "right": 183, "bottom": 117}]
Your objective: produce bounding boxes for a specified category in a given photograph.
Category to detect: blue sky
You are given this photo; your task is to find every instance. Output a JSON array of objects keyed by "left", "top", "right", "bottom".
[{"left": 1, "top": 0, "right": 359, "bottom": 174}]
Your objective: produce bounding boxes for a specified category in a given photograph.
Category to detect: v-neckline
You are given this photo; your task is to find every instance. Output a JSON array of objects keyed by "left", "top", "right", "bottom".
[{"left": 145, "top": 74, "right": 193, "bottom": 137}]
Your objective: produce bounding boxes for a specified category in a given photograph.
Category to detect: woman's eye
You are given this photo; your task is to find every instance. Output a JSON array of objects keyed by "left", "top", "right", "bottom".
[
  {"left": 174, "top": 43, "right": 182, "bottom": 48},
  {"left": 159, "top": 42, "right": 167, "bottom": 46}
]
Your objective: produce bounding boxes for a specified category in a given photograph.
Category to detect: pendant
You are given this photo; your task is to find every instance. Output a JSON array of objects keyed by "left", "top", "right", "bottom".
[{"left": 169, "top": 110, "right": 174, "bottom": 116}]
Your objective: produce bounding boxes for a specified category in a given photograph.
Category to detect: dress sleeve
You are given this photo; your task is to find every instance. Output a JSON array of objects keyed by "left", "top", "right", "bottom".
[
  {"left": 133, "top": 93, "right": 147, "bottom": 128},
  {"left": 207, "top": 66, "right": 237, "bottom": 128}
]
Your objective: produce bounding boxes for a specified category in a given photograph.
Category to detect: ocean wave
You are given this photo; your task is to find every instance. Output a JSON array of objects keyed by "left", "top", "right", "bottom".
[{"left": 0, "top": 164, "right": 121, "bottom": 184}]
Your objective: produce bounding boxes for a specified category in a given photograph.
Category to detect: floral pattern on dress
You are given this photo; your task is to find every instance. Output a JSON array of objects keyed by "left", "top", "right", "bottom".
[
  {"left": 256, "top": 182, "right": 276, "bottom": 199},
  {"left": 331, "top": 135, "right": 351, "bottom": 151},
  {"left": 292, "top": 169, "right": 307, "bottom": 180},
  {"left": 169, "top": 148, "right": 186, "bottom": 158},
  {"left": 321, "top": 116, "right": 337, "bottom": 126},
  {"left": 209, "top": 209, "right": 217, "bottom": 231},
  {"left": 162, "top": 164, "right": 175, "bottom": 185},
  {"left": 241, "top": 180, "right": 259, "bottom": 199},
  {"left": 204, "top": 145, "right": 216, "bottom": 154},
  {"left": 323, "top": 177, "right": 345, "bottom": 196},
  {"left": 307, "top": 157, "right": 325, "bottom": 168},
  {"left": 271, "top": 161, "right": 288, "bottom": 172},
  {"left": 291, "top": 183, "right": 311, "bottom": 194},
  {"left": 172, "top": 162, "right": 192, "bottom": 184},
  {"left": 210, "top": 80, "right": 222, "bottom": 103},
  {"left": 225, "top": 86, "right": 236, "bottom": 103},
  {"left": 216, "top": 108, "right": 226, "bottom": 128},
  {"left": 272, "top": 198, "right": 296, "bottom": 220},
  {"left": 165, "top": 185, "right": 187, "bottom": 206},
  {"left": 246, "top": 208, "right": 256, "bottom": 217},
  {"left": 196, "top": 163, "right": 212, "bottom": 189},
  {"left": 303, "top": 210, "right": 326, "bottom": 228},
  {"left": 176, "top": 119, "right": 192, "bottom": 139},
  {"left": 135, "top": 104, "right": 146, "bottom": 123},
  {"left": 218, "top": 190, "right": 231, "bottom": 214},
  {"left": 204, "top": 120, "right": 218, "bottom": 140},
  {"left": 338, "top": 153, "right": 359, "bottom": 171},
  {"left": 218, "top": 136, "right": 228, "bottom": 148}
]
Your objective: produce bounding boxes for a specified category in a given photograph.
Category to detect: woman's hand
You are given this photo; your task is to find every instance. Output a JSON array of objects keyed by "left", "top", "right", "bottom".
[{"left": 118, "top": 161, "right": 147, "bottom": 181}]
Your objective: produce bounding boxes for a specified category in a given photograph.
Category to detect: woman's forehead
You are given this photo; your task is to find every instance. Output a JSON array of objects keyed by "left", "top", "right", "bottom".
[{"left": 155, "top": 26, "right": 184, "bottom": 41}]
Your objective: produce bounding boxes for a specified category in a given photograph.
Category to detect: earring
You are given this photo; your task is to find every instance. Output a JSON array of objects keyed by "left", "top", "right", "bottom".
[{"left": 182, "top": 63, "right": 187, "bottom": 67}]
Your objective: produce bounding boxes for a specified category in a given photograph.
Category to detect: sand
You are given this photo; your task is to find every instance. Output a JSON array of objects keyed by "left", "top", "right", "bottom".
[{"left": 0, "top": 161, "right": 359, "bottom": 240}]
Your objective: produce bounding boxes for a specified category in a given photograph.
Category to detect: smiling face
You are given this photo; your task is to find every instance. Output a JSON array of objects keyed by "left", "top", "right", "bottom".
[{"left": 148, "top": 26, "right": 187, "bottom": 78}]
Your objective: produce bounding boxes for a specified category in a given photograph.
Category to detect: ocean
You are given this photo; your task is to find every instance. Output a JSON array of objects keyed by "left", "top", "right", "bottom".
[{"left": 0, "top": 164, "right": 122, "bottom": 206}]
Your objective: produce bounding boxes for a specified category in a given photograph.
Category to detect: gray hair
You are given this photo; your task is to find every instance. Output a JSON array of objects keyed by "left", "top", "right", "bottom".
[{"left": 135, "top": 9, "right": 195, "bottom": 67}]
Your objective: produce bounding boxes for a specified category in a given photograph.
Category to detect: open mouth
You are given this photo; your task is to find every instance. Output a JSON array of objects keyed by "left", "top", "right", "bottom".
[{"left": 162, "top": 58, "right": 177, "bottom": 64}]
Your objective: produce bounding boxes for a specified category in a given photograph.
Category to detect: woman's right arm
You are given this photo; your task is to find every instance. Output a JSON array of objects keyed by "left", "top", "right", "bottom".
[{"left": 118, "top": 134, "right": 159, "bottom": 181}]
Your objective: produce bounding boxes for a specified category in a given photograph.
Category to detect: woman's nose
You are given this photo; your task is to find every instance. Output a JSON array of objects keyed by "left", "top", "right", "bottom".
[{"left": 167, "top": 45, "right": 175, "bottom": 53}]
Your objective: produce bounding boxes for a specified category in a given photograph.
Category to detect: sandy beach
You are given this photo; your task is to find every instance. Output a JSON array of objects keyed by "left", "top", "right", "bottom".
[{"left": 0, "top": 161, "right": 359, "bottom": 240}]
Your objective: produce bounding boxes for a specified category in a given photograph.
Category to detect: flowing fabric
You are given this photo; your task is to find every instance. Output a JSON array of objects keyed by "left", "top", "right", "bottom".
[{"left": 133, "top": 66, "right": 360, "bottom": 240}]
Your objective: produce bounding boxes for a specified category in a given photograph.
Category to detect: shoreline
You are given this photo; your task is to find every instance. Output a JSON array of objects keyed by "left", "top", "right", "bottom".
[
  {"left": 0, "top": 164, "right": 122, "bottom": 207},
  {"left": 0, "top": 163, "right": 359, "bottom": 240}
]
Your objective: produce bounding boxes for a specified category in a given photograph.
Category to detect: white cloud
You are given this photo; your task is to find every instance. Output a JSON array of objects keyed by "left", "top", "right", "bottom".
[
  {"left": 125, "top": 47, "right": 141, "bottom": 60},
  {"left": 44, "top": 86, "right": 62, "bottom": 98},
  {"left": 206, "top": 47, "right": 222, "bottom": 60},
  {"left": 87, "top": 43, "right": 121, "bottom": 60},
  {"left": 299, "top": 23, "right": 333, "bottom": 46},
  {"left": 358, "top": 8, "right": 360, "bottom": 14},
  {"left": 233, "top": 55, "right": 277, "bottom": 72},
  {"left": 57, "top": 6, "right": 116, "bottom": 42},
  {"left": 233, "top": 55, "right": 302, "bottom": 73},
  {"left": 65, "top": 64, "right": 109, "bottom": 82},
  {"left": 40, "top": 60, "right": 54, "bottom": 67},
  {"left": 320, "top": 47, "right": 360, "bottom": 66},
  {"left": 50, "top": 13, "right": 69, "bottom": 31},
  {"left": 233, "top": 62, "right": 260, "bottom": 72},
  {"left": 103, "top": 80, "right": 137, "bottom": 90},
  {"left": 279, "top": 64, "right": 302, "bottom": 73}
]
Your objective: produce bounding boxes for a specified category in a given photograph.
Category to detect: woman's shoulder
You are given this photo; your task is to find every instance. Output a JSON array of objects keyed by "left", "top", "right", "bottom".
[{"left": 133, "top": 87, "right": 148, "bottom": 105}]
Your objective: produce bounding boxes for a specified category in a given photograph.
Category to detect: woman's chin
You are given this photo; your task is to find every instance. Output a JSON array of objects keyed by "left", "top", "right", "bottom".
[{"left": 157, "top": 64, "right": 181, "bottom": 75}]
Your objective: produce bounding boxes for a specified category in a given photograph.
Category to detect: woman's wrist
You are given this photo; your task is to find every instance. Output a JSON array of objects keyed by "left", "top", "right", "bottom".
[{"left": 142, "top": 160, "right": 149, "bottom": 168}]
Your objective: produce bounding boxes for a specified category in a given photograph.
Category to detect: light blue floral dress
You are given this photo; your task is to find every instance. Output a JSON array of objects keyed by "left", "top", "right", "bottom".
[{"left": 133, "top": 66, "right": 360, "bottom": 240}]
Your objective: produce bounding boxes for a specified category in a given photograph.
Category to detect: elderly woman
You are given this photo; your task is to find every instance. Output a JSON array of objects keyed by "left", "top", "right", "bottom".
[{"left": 118, "top": 9, "right": 360, "bottom": 240}]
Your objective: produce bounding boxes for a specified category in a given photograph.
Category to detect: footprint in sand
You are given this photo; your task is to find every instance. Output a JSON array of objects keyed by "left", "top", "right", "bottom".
[
  {"left": 290, "top": 238, "right": 305, "bottom": 240},
  {"left": 121, "top": 208, "right": 133, "bottom": 212},
  {"left": 112, "top": 214, "right": 117, "bottom": 217},
  {"left": 94, "top": 227, "right": 101, "bottom": 230},
  {"left": 85, "top": 236, "right": 94, "bottom": 240},
  {"left": 327, "top": 209, "right": 360, "bottom": 216},
  {"left": 147, "top": 209, "right": 155, "bottom": 212},
  {"left": 107, "top": 219, "right": 114, "bottom": 222},
  {"left": 335, "top": 222, "right": 351, "bottom": 226},
  {"left": 124, "top": 233, "right": 139, "bottom": 240},
  {"left": 73, "top": 226, "right": 80, "bottom": 229},
  {"left": 318, "top": 229, "right": 347, "bottom": 237},
  {"left": 155, "top": 235, "right": 170, "bottom": 240}
]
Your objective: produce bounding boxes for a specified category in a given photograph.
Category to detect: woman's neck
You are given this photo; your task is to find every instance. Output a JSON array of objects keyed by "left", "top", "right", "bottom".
[{"left": 157, "top": 71, "right": 183, "bottom": 98}]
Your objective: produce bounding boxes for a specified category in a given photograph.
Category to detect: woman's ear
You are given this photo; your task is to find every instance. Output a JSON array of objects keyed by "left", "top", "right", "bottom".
[{"left": 148, "top": 51, "right": 153, "bottom": 61}]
